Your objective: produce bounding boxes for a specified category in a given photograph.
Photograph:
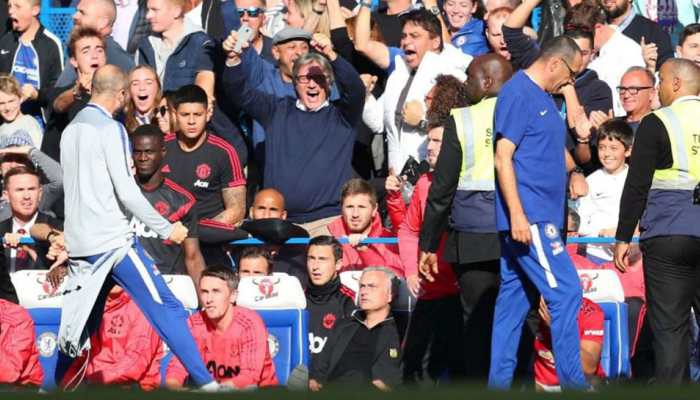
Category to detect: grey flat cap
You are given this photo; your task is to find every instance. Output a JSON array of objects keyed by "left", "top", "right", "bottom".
[
  {"left": 0, "top": 129, "right": 34, "bottom": 149},
  {"left": 272, "top": 27, "right": 312, "bottom": 45}
]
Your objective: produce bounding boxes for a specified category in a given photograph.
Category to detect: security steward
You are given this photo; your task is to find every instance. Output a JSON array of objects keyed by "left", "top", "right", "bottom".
[
  {"left": 614, "top": 58, "right": 700, "bottom": 385},
  {"left": 418, "top": 53, "right": 513, "bottom": 378}
]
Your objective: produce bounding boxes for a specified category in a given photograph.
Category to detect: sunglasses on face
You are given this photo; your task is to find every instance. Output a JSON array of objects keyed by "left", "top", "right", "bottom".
[{"left": 237, "top": 7, "right": 264, "bottom": 17}]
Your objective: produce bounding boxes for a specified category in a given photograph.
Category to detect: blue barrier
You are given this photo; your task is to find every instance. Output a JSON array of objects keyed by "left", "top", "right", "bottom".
[
  {"left": 9, "top": 236, "right": 642, "bottom": 245},
  {"left": 40, "top": 0, "right": 75, "bottom": 48}
]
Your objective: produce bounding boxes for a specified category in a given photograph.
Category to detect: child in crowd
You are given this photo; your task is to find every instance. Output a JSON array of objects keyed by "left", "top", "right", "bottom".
[
  {"left": 577, "top": 119, "right": 633, "bottom": 263},
  {"left": 0, "top": 74, "right": 42, "bottom": 147}
]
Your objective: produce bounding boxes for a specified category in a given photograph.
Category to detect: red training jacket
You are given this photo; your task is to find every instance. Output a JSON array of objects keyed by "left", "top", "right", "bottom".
[
  {"left": 0, "top": 299, "right": 43, "bottom": 386},
  {"left": 63, "top": 290, "right": 163, "bottom": 390},
  {"left": 166, "top": 307, "right": 278, "bottom": 389},
  {"left": 328, "top": 213, "right": 404, "bottom": 277},
  {"left": 386, "top": 174, "right": 459, "bottom": 299}
]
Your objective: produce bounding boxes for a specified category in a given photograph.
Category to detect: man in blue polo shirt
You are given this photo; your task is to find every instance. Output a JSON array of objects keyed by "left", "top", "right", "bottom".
[{"left": 489, "top": 36, "right": 588, "bottom": 391}]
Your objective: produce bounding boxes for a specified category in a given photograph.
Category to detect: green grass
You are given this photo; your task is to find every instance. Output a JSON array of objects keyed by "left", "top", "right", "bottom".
[{"left": 4, "top": 383, "right": 700, "bottom": 400}]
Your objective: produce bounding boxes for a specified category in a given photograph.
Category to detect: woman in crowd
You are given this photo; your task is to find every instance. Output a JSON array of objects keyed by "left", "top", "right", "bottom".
[{"left": 124, "top": 65, "right": 162, "bottom": 133}]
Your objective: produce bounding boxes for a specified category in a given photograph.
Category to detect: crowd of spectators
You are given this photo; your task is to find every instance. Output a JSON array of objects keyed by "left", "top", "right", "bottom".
[{"left": 0, "top": 0, "right": 699, "bottom": 392}]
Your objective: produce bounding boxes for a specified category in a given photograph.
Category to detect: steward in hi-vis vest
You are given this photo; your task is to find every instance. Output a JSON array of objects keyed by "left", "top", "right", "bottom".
[
  {"left": 614, "top": 58, "right": 700, "bottom": 385},
  {"left": 418, "top": 54, "right": 513, "bottom": 379}
]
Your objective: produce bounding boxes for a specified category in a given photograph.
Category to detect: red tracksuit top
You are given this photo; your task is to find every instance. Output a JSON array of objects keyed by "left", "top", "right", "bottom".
[
  {"left": 0, "top": 299, "right": 43, "bottom": 386},
  {"left": 386, "top": 173, "right": 459, "bottom": 300},
  {"left": 166, "top": 306, "right": 278, "bottom": 388},
  {"left": 328, "top": 213, "right": 405, "bottom": 277},
  {"left": 63, "top": 290, "right": 163, "bottom": 390}
]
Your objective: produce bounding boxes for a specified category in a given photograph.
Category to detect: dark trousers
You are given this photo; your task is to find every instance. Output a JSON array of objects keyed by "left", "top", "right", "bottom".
[
  {"left": 403, "top": 295, "right": 465, "bottom": 385},
  {"left": 455, "top": 259, "right": 500, "bottom": 380},
  {"left": 641, "top": 235, "right": 700, "bottom": 384}
]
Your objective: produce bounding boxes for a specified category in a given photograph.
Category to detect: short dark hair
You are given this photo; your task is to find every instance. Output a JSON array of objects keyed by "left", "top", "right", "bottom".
[
  {"left": 239, "top": 246, "right": 273, "bottom": 274},
  {"left": 4, "top": 165, "right": 40, "bottom": 187},
  {"left": 68, "top": 26, "right": 105, "bottom": 58},
  {"left": 201, "top": 264, "right": 240, "bottom": 290},
  {"left": 172, "top": 84, "right": 208, "bottom": 109},
  {"left": 426, "top": 74, "right": 470, "bottom": 128},
  {"left": 564, "top": 2, "right": 606, "bottom": 33},
  {"left": 131, "top": 124, "right": 165, "bottom": 147},
  {"left": 340, "top": 178, "right": 377, "bottom": 207},
  {"left": 308, "top": 235, "right": 343, "bottom": 263},
  {"left": 401, "top": 9, "right": 443, "bottom": 51},
  {"left": 539, "top": 35, "right": 581, "bottom": 63},
  {"left": 679, "top": 23, "right": 700, "bottom": 47},
  {"left": 597, "top": 119, "right": 634, "bottom": 150}
]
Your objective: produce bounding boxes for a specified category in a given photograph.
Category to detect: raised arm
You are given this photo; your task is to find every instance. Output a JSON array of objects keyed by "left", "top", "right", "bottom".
[{"left": 354, "top": 4, "right": 391, "bottom": 70}]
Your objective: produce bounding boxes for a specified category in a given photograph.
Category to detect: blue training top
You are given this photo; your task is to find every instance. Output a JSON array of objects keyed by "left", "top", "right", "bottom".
[{"left": 495, "top": 70, "right": 567, "bottom": 231}]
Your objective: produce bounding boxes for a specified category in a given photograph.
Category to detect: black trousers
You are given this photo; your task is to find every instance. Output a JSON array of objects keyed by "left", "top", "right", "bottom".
[
  {"left": 454, "top": 259, "right": 501, "bottom": 380},
  {"left": 403, "top": 295, "right": 465, "bottom": 385},
  {"left": 641, "top": 235, "right": 700, "bottom": 384}
]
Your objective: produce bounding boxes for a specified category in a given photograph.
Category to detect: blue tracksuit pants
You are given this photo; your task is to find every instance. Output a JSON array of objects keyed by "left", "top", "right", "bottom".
[
  {"left": 52, "top": 242, "right": 212, "bottom": 388},
  {"left": 488, "top": 222, "right": 587, "bottom": 390}
]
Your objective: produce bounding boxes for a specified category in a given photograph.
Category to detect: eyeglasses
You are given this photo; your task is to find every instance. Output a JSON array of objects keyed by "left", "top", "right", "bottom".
[
  {"left": 237, "top": 7, "right": 264, "bottom": 17},
  {"left": 616, "top": 86, "right": 654, "bottom": 95},
  {"left": 295, "top": 74, "right": 326, "bottom": 84},
  {"left": 559, "top": 57, "right": 577, "bottom": 80}
]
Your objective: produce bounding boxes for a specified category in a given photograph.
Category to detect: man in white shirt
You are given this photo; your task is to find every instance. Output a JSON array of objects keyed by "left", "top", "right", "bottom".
[
  {"left": 586, "top": 10, "right": 645, "bottom": 117},
  {"left": 354, "top": 7, "right": 471, "bottom": 173}
]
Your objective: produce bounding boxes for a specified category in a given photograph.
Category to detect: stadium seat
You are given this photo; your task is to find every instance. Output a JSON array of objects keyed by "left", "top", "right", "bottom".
[
  {"left": 597, "top": 302, "right": 631, "bottom": 379},
  {"left": 12, "top": 270, "right": 65, "bottom": 387},
  {"left": 577, "top": 269, "right": 625, "bottom": 303},
  {"left": 339, "top": 270, "right": 415, "bottom": 338},
  {"left": 235, "top": 273, "right": 309, "bottom": 385}
]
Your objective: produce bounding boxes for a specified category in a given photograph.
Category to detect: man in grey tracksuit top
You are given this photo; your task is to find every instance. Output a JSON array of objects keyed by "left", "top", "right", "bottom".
[{"left": 48, "top": 65, "right": 219, "bottom": 391}]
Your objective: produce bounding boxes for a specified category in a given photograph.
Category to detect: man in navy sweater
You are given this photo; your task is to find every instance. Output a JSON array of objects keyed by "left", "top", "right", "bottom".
[{"left": 222, "top": 32, "right": 365, "bottom": 237}]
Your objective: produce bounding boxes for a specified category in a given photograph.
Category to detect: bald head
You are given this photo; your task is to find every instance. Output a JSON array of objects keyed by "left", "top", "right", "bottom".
[
  {"left": 465, "top": 53, "right": 514, "bottom": 103},
  {"left": 92, "top": 65, "right": 127, "bottom": 96},
  {"left": 251, "top": 189, "right": 287, "bottom": 220},
  {"left": 658, "top": 58, "right": 700, "bottom": 106},
  {"left": 75, "top": 0, "right": 116, "bottom": 35}
]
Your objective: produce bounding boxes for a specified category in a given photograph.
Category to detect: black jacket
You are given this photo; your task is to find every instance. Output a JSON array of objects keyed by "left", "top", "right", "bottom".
[
  {"left": 306, "top": 277, "right": 356, "bottom": 367},
  {"left": 310, "top": 310, "right": 402, "bottom": 387},
  {"left": 621, "top": 14, "right": 673, "bottom": 71},
  {"left": 0, "top": 212, "right": 63, "bottom": 304},
  {"left": 0, "top": 25, "right": 63, "bottom": 112}
]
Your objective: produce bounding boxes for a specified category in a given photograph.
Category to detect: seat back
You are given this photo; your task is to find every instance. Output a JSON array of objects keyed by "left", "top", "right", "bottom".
[
  {"left": 597, "top": 302, "right": 630, "bottom": 379},
  {"left": 577, "top": 269, "right": 625, "bottom": 303},
  {"left": 235, "top": 273, "right": 309, "bottom": 385}
]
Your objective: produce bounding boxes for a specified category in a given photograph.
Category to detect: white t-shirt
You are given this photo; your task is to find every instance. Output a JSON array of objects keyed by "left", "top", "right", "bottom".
[
  {"left": 589, "top": 27, "right": 646, "bottom": 117},
  {"left": 577, "top": 165, "right": 629, "bottom": 261},
  {"left": 0, "top": 114, "right": 43, "bottom": 148}
]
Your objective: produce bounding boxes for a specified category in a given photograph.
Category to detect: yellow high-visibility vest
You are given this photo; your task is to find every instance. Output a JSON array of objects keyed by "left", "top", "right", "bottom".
[
  {"left": 451, "top": 97, "right": 497, "bottom": 191},
  {"left": 651, "top": 97, "right": 700, "bottom": 190}
]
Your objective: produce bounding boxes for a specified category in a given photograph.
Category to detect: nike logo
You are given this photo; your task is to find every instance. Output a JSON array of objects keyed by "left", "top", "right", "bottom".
[
  {"left": 539, "top": 109, "right": 548, "bottom": 116},
  {"left": 0, "top": 49, "right": 9, "bottom": 55}
]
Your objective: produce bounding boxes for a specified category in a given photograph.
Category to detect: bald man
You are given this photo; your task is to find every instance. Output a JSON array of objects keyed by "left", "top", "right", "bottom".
[
  {"left": 250, "top": 188, "right": 287, "bottom": 220},
  {"left": 49, "top": 65, "right": 223, "bottom": 392},
  {"left": 54, "top": 0, "right": 134, "bottom": 88},
  {"left": 417, "top": 54, "right": 513, "bottom": 379},
  {"left": 614, "top": 58, "right": 700, "bottom": 385}
]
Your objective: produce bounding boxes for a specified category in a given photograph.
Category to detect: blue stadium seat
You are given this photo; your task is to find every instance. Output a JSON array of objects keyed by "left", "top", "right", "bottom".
[
  {"left": 39, "top": 0, "right": 75, "bottom": 48},
  {"left": 257, "top": 309, "right": 309, "bottom": 385},
  {"left": 597, "top": 302, "right": 631, "bottom": 379},
  {"left": 26, "top": 308, "right": 61, "bottom": 388}
]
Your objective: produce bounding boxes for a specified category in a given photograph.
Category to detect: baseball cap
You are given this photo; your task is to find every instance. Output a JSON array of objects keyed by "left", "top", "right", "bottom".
[
  {"left": 272, "top": 27, "right": 312, "bottom": 46},
  {"left": 0, "top": 130, "right": 34, "bottom": 149}
]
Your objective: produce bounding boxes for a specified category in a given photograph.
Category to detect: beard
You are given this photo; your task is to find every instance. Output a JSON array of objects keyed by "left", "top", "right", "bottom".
[{"left": 603, "top": 1, "right": 630, "bottom": 20}]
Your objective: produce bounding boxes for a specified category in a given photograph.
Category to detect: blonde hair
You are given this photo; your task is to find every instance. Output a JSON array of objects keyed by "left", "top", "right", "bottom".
[
  {"left": 0, "top": 74, "right": 22, "bottom": 98},
  {"left": 294, "top": 0, "right": 330, "bottom": 37},
  {"left": 124, "top": 65, "right": 163, "bottom": 134}
]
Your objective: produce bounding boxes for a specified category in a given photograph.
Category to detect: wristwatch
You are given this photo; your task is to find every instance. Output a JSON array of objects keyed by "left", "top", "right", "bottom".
[
  {"left": 569, "top": 165, "right": 584, "bottom": 175},
  {"left": 428, "top": 6, "right": 441, "bottom": 16}
]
